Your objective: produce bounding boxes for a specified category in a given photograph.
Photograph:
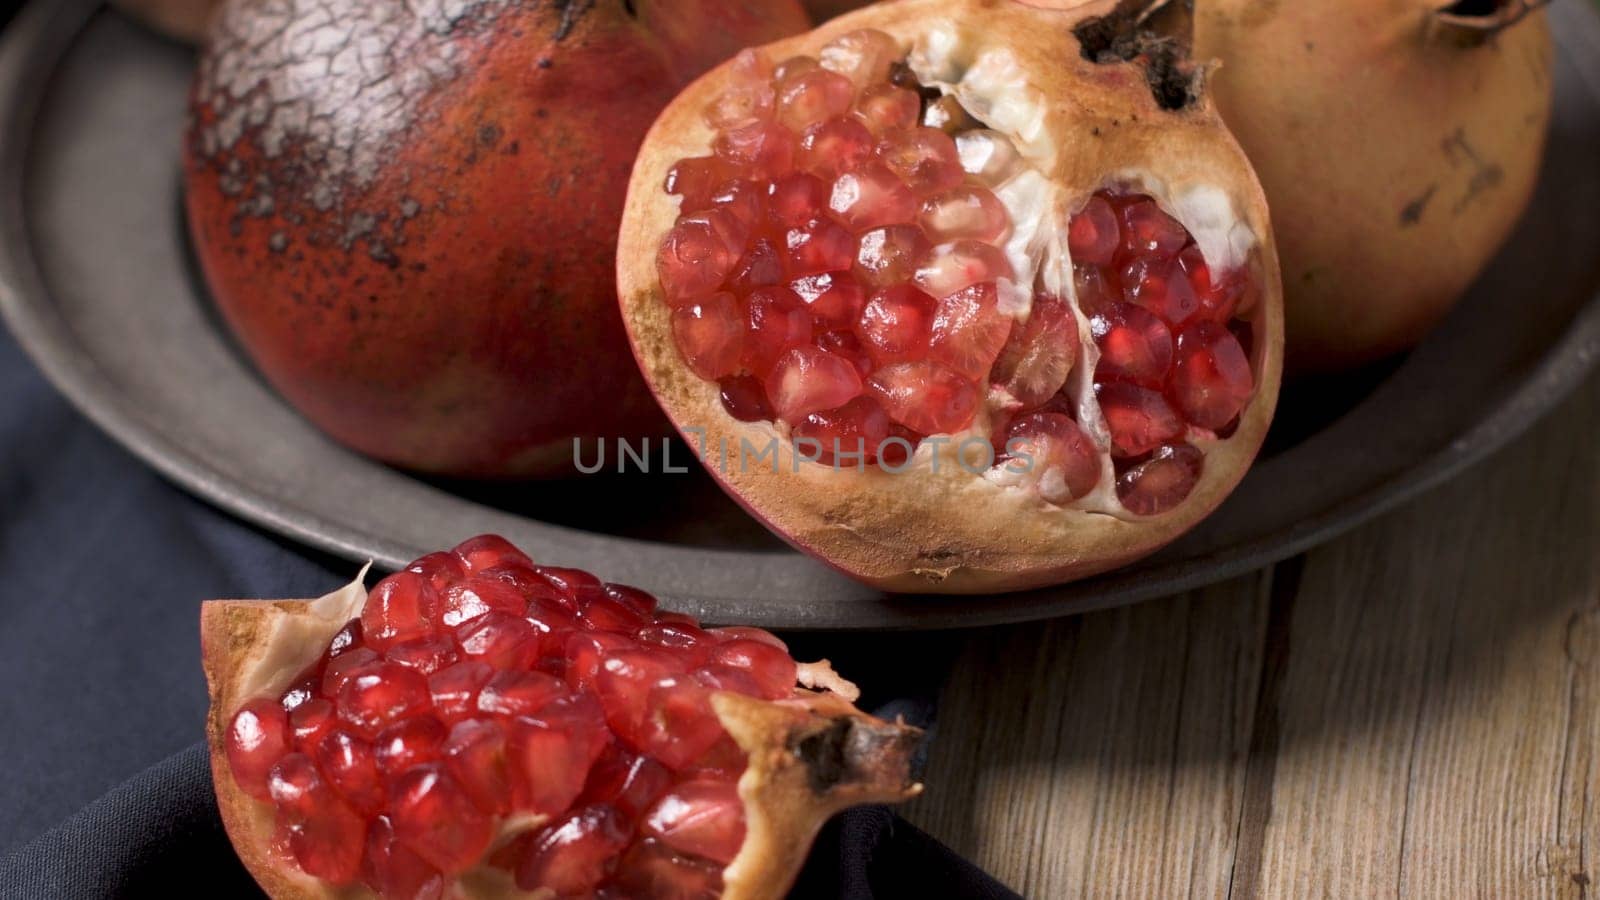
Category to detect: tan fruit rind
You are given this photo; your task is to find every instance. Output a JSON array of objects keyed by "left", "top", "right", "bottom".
[
  {"left": 201, "top": 577, "right": 922, "bottom": 900},
  {"left": 617, "top": 0, "right": 1284, "bottom": 594}
]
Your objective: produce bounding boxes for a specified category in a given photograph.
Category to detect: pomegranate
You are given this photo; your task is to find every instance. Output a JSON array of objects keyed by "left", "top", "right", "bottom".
[
  {"left": 616, "top": 0, "right": 1283, "bottom": 592},
  {"left": 202, "top": 535, "right": 922, "bottom": 899},
  {"left": 184, "top": 0, "right": 811, "bottom": 477},
  {"left": 1193, "top": 0, "right": 1553, "bottom": 369}
]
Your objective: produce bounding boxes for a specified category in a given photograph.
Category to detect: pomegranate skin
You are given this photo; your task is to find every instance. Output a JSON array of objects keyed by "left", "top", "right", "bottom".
[
  {"left": 184, "top": 0, "right": 810, "bottom": 477},
  {"left": 1194, "top": 0, "right": 1553, "bottom": 371}
]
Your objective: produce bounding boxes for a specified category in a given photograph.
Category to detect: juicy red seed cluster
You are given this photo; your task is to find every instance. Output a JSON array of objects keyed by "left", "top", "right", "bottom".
[
  {"left": 658, "top": 31, "right": 1021, "bottom": 464},
  {"left": 224, "top": 535, "right": 799, "bottom": 897}
]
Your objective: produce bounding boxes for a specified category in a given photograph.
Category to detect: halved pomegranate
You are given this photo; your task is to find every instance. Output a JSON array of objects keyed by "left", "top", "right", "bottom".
[
  {"left": 202, "top": 536, "right": 921, "bottom": 899},
  {"left": 617, "top": 0, "right": 1283, "bottom": 593}
]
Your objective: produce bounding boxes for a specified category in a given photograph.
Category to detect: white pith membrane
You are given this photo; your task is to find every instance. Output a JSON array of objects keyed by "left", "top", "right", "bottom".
[{"left": 663, "top": 22, "right": 1262, "bottom": 519}]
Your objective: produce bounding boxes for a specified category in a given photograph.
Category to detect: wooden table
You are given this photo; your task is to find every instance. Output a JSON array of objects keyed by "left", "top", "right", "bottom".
[{"left": 904, "top": 368, "right": 1600, "bottom": 897}]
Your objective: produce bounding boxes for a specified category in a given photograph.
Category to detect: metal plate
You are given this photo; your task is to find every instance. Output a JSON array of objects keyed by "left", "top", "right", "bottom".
[{"left": 3, "top": 0, "right": 1598, "bottom": 629}]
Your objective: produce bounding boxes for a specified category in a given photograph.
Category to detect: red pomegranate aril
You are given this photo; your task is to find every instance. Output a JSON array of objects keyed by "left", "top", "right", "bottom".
[
  {"left": 1178, "top": 246, "right": 1248, "bottom": 322},
  {"left": 664, "top": 156, "right": 731, "bottom": 213},
  {"left": 365, "top": 816, "right": 444, "bottom": 900},
  {"left": 776, "top": 68, "right": 855, "bottom": 131},
  {"left": 509, "top": 698, "right": 609, "bottom": 814},
  {"left": 671, "top": 293, "right": 744, "bottom": 380},
  {"left": 1074, "top": 261, "right": 1118, "bottom": 315},
  {"left": 338, "top": 664, "right": 432, "bottom": 739},
  {"left": 928, "top": 281, "right": 1013, "bottom": 381},
  {"left": 766, "top": 346, "right": 864, "bottom": 421},
  {"left": 791, "top": 272, "right": 867, "bottom": 326},
  {"left": 637, "top": 620, "right": 711, "bottom": 652},
  {"left": 767, "top": 172, "right": 831, "bottom": 228},
  {"left": 1097, "top": 382, "right": 1185, "bottom": 458},
  {"left": 1118, "top": 197, "right": 1188, "bottom": 260},
  {"left": 361, "top": 572, "right": 439, "bottom": 653},
  {"left": 817, "top": 329, "right": 875, "bottom": 377},
  {"left": 708, "top": 640, "right": 798, "bottom": 700},
  {"left": 1170, "top": 321, "right": 1254, "bottom": 430},
  {"left": 580, "top": 593, "right": 651, "bottom": 633},
  {"left": 999, "top": 413, "right": 1102, "bottom": 504},
  {"left": 321, "top": 647, "right": 381, "bottom": 699},
  {"left": 427, "top": 661, "right": 494, "bottom": 725},
  {"left": 268, "top": 753, "right": 367, "bottom": 885},
  {"left": 728, "top": 239, "right": 785, "bottom": 293},
  {"left": 516, "top": 806, "right": 630, "bottom": 894},
  {"left": 386, "top": 634, "right": 459, "bottom": 676},
  {"left": 783, "top": 216, "right": 856, "bottom": 277},
  {"left": 742, "top": 286, "right": 813, "bottom": 376},
  {"left": 830, "top": 162, "right": 918, "bottom": 230},
  {"left": 580, "top": 746, "right": 674, "bottom": 820},
  {"left": 441, "top": 718, "right": 512, "bottom": 816},
  {"left": 456, "top": 612, "right": 542, "bottom": 671},
  {"left": 643, "top": 778, "right": 748, "bottom": 866},
  {"left": 406, "top": 552, "right": 465, "bottom": 595},
  {"left": 819, "top": 28, "right": 901, "bottom": 88},
  {"left": 452, "top": 535, "right": 534, "bottom": 574},
  {"left": 534, "top": 566, "right": 604, "bottom": 609},
  {"left": 315, "top": 731, "right": 385, "bottom": 815},
  {"left": 564, "top": 635, "right": 643, "bottom": 685},
  {"left": 639, "top": 679, "right": 726, "bottom": 772},
  {"left": 612, "top": 839, "right": 725, "bottom": 899},
  {"left": 1118, "top": 443, "right": 1203, "bottom": 515},
  {"left": 793, "top": 396, "right": 892, "bottom": 465},
  {"left": 594, "top": 650, "right": 683, "bottom": 732},
  {"left": 694, "top": 663, "right": 767, "bottom": 697},
  {"left": 799, "top": 116, "right": 876, "bottom": 179},
  {"left": 709, "top": 626, "right": 788, "bottom": 651},
  {"left": 719, "top": 374, "right": 775, "bottom": 422},
  {"left": 389, "top": 764, "right": 496, "bottom": 875},
  {"left": 604, "top": 584, "right": 659, "bottom": 619},
  {"left": 877, "top": 127, "right": 964, "bottom": 194},
  {"left": 374, "top": 717, "right": 448, "bottom": 776},
  {"left": 439, "top": 577, "right": 526, "bottom": 628},
  {"left": 853, "top": 82, "right": 922, "bottom": 135},
  {"left": 709, "top": 179, "right": 767, "bottom": 231},
  {"left": 855, "top": 224, "right": 930, "bottom": 289},
  {"left": 704, "top": 76, "right": 775, "bottom": 131},
  {"left": 1121, "top": 255, "right": 1199, "bottom": 325},
  {"left": 226, "top": 698, "right": 291, "bottom": 801},
  {"left": 1068, "top": 195, "right": 1119, "bottom": 266},
  {"left": 1092, "top": 302, "right": 1174, "bottom": 387},
  {"left": 713, "top": 120, "right": 797, "bottom": 180},
  {"left": 289, "top": 698, "right": 337, "bottom": 754},
  {"left": 477, "top": 670, "right": 568, "bottom": 718},
  {"left": 857, "top": 284, "right": 936, "bottom": 364},
  {"left": 914, "top": 240, "right": 1014, "bottom": 299},
  {"left": 920, "top": 186, "right": 1010, "bottom": 243},
  {"left": 869, "top": 361, "right": 980, "bottom": 435},
  {"left": 657, "top": 210, "right": 747, "bottom": 304},
  {"left": 991, "top": 295, "right": 1077, "bottom": 409}
]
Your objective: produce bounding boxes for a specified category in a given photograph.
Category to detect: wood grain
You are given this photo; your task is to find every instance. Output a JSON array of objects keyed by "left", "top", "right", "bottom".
[{"left": 905, "top": 371, "right": 1600, "bottom": 898}]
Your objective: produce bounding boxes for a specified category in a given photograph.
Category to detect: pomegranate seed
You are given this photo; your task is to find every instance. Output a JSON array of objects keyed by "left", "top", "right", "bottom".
[
  {"left": 954, "top": 129, "right": 1023, "bottom": 184},
  {"left": 636, "top": 620, "right": 711, "bottom": 652},
  {"left": 268, "top": 753, "right": 367, "bottom": 884},
  {"left": 1092, "top": 302, "right": 1174, "bottom": 387},
  {"left": 1118, "top": 443, "right": 1203, "bottom": 515},
  {"left": 605, "top": 583, "right": 658, "bottom": 618},
  {"left": 741, "top": 286, "right": 812, "bottom": 376},
  {"left": 713, "top": 120, "right": 796, "bottom": 180},
  {"left": 595, "top": 650, "right": 685, "bottom": 736},
  {"left": 855, "top": 224, "right": 930, "bottom": 289},
  {"left": 509, "top": 696, "right": 609, "bottom": 814},
  {"left": 765, "top": 346, "right": 864, "bottom": 421},
  {"left": 427, "top": 660, "right": 494, "bottom": 725},
  {"left": 366, "top": 815, "right": 445, "bottom": 900},
  {"left": 792, "top": 397, "right": 892, "bottom": 465},
  {"left": 1179, "top": 244, "right": 1247, "bottom": 322},
  {"left": 773, "top": 54, "right": 819, "bottom": 82},
  {"left": 876, "top": 127, "right": 964, "bottom": 195},
  {"left": 703, "top": 78, "right": 775, "bottom": 130},
  {"left": 374, "top": 716, "right": 448, "bottom": 776},
  {"left": 767, "top": 172, "right": 830, "bottom": 228},
  {"left": 385, "top": 634, "right": 459, "bottom": 676},
  {"left": 707, "top": 639, "right": 798, "bottom": 700},
  {"left": 868, "top": 361, "right": 980, "bottom": 435},
  {"left": 853, "top": 83, "right": 922, "bottom": 135},
  {"left": 442, "top": 718, "right": 513, "bottom": 816},
  {"left": 913, "top": 240, "right": 1014, "bottom": 300},
  {"left": 226, "top": 698, "right": 291, "bottom": 801},
  {"left": 920, "top": 186, "right": 1010, "bottom": 243},
  {"left": 998, "top": 413, "right": 1102, "bottom": 503},
  {"left": 776, "top": 69, "right": 855, "bottom": 131},
  {"left": 799, "top": 116, "right": 876, "bottom": 179},
  {"left": 580, "top": 593, "right": 651, "bottom": 633},
  {"left": 611, "top": 839, "right": 724, "bottom": 898},
  {"left": 579, "top": 746, "right": 673, "bottom": 819},
  {"left": 657, "top": 209, "right": 747, "bottom": 304},
  {"left": 928, "top": 281, "right": 1013, "bottom": 381},
  {"left": 314, "top": 731, "right": 384, "bottom": 815},
  {"left": 709, "top": 179, "right": 766, "bottom": 231},
  {"left": 718, "top": 375, "right": 774, "bottom": 422},
  {"left": 389, "top": 764, "right": 496, "bottom": 874},
  {"left": 694, "top": 664, "right": 766, "bottom": 696},
  {"left": 534, "top": 566, "right": 604, "bottom": 609},
  {"left": 664, "top": 156, "right": 731, "bottom": 212},
  {"left": 337, "top": 664, "right": 432, "bottom": 739},
  {"left": 991, "top": 295, "right": 1077, "bottom": 409},
  {"left": 727, "top": 239, "right": 784, "bottom": 293},
  {"left": 1170, "top": 321, "right": 1254, "bottom": 430},
  {"left": 320, "top": 646, "right": 381, "bottom": 699},
  {"left": 456, "top": 611, "right": 543, "bottom": 671},
  {"left": 829, "top": 162, "right": 917, "bottom": 230},
  {"left": 1121, "top": 255, "right": 1199, "bottom": 325},
  {"left": 790, "top": 271, "right": 867, "bottom": 326},
  {"left": 1074, "top": 261, "right": 1118, "bottom": 315},
  {"left": 475, "top": 670, "right": 566, "bottom": 719},
  {"left": 1118, "top": 197, "right": 1187, "bottom": 259},
  {"left": 1068, "top": 195, "right": 1119, "bottom": 266},
  {"left": 637, "top": 679, "right": 726, "bottom": 771},
  {"left": 452, "top": 535, "right": 534, "bottom": 574},
  {"left": 816, "top": 329, "right": 875, "bottom": 377},
  {"left": 783, "top": 216, "right": 855, "bottom": 277},
  {"left": 671, "top": 292, "right": 744, "bottom": 380},
  {"left": 361, "top": 572, "right": 439, "bottom": 652},
  {"left": 565, "top": 632, "right": 642, "bottom": 693},
  {"left": 728, "top": 47, "right": 774, "bottom": 82},
  {"left": 289, "top": 699, "right": 337, "bottom": 755},
  {"left": 642, "top": 777, "right": 748, "bottom": 865},
  {"left": 516, "top": 806, "right": 630, "bottom": 894},
  {"left": 857, "top": 284, "right": 936, "bottom": 364},
  {"left": 439, "top": 577, "right": 526, "bottom": 628},
  {"left": 819, "top": 29, "right": 901, "bottom": 88},
  {"left": 1097, "top": 382, "right": 1185, "bottom": 457},
  {"left": 405, "top": 552, "right": 465, "bottom": 594},
  {"left": 708, "top": 626, "right": 788, "bottom": 651}
]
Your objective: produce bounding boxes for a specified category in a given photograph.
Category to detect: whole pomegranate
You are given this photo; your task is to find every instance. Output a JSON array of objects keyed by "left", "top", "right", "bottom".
[
  {"left": 1194, "top": 0, "right": 1553, "bottom": 369},
  {"left": 184, "top": 0, "right": 811, "bottom": 477},
  {"left": 204, "top": 535, "right": 921, "bottom": 898},
  {"left": 617, "top": 0, "right": 1284, "bottom": 592}
]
